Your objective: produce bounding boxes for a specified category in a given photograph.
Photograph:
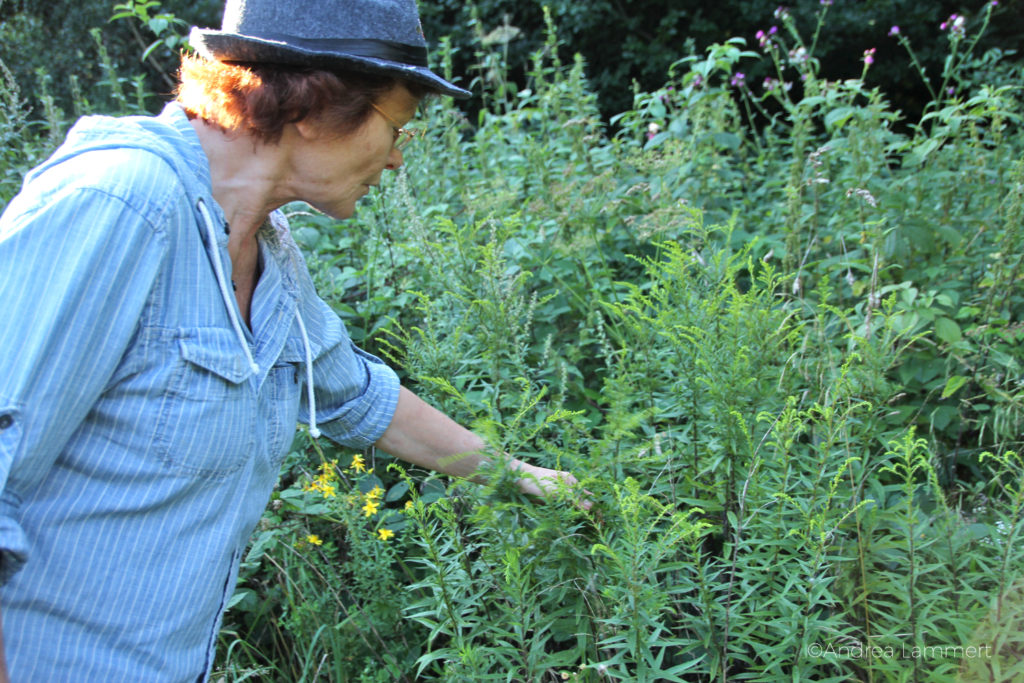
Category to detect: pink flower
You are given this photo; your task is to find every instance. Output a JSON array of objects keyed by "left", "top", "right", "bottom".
[
  {"left": 863, "top": 48, "right": 876, "bottom": 66},
  {"left": 941, "top": 14, "right": 966, "bottom": 38},
  {"left": 888, "top": 25, "right": 900, "bottom": 37},
  {"left": 756, "top": 27, "right": 778, "bottom": 49}
]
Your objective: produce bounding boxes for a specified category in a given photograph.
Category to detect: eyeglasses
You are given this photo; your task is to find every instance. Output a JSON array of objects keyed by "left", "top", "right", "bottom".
[{"left": 369, "top": 102, "right": 422, "bottom": 151}]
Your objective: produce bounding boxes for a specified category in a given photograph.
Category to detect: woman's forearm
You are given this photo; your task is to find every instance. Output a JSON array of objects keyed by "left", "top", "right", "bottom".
[
  {"left": 373, "top": 386, "right": 587, "bottom": 507},
  {"left": 374, "top": 386, "right": 495, "bottom": 481}
]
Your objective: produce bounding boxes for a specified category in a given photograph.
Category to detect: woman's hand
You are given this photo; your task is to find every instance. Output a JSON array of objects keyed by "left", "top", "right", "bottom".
[
  {"left": 512, "top": 462, "right": 592, "bottom": 510},
  {"left": 376, "top": 387, "right": 592, "bottom": 509}
]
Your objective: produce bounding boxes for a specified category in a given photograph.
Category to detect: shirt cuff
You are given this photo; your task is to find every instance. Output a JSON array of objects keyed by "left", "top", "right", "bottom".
[{"left": 317, "top": 345, "right": 401, "bottom": 449}]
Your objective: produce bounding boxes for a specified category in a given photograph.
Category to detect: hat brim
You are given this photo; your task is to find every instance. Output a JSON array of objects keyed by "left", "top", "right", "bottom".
[{"left": 189, "top": 27, "right": 471, "bottom": 99}]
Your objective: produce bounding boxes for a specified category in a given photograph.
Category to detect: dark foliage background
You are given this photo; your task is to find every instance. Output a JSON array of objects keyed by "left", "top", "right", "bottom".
[
  {"left": 418, "top": 0, "right": 1024, "bottom": 123},
  {"left": 0, "top": 0, "right": 219, "bottom": 113},
  {"left": 3, "top": 0, "right": 1021, "bottom": 127}
]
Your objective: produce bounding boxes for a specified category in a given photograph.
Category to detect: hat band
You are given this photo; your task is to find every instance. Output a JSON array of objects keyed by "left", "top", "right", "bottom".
[{"left": 253, "top": 32, "right": 429, "bottom": 67}]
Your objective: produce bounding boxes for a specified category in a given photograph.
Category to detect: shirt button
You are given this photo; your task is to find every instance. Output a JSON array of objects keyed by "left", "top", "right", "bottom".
[{"left": 0, "top": 414, "right": 12, "bottom": 430}]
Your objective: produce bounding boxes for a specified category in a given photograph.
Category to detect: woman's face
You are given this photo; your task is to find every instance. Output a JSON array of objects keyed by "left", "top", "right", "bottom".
[{"left": 287, "top": 84, "right": 420, "bottom": 219}]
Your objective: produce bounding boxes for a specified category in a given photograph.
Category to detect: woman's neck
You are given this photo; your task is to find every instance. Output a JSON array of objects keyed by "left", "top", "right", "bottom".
[{"left": 190, "top": 117, "right": 287, "bottom": 324}]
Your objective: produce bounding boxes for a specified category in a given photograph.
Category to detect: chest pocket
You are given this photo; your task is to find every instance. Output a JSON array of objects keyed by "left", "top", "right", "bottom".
[{"left": 152, "top": 327, "right": 257, "bottom": 479}]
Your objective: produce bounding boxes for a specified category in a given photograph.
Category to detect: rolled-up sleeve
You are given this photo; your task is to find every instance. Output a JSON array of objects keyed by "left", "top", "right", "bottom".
[
  {"left": 0, "top": 162, "right": 170, "bottom": 582},
  {"left": 296, "top": 296, "right": 400, "bottom": 449}
]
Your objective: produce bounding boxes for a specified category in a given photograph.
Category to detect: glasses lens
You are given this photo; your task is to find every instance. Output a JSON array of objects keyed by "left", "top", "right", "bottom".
[{"left": 395, "top": 129, "right": 417, "bottom": 151}]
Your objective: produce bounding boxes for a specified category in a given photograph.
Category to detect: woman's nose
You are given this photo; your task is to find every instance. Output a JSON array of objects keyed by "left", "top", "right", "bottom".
[{"left": 385, "top": 146, "right": 404, "bottom": 171}]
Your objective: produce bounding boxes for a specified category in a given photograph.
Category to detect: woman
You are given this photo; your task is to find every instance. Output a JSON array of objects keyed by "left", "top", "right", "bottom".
[{"left": 0, "top": 0, "right": 584, "bottom": 680}]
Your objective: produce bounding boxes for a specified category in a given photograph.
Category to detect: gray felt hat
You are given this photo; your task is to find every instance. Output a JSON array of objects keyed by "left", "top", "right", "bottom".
[{"left": 190, "top": 0, "right": 470, "bottom": 98}]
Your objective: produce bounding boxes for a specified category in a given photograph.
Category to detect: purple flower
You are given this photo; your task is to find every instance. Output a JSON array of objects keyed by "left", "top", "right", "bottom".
[
  {"left": 730, "top": 72, "right": 746, "bottom": 87},
  {"left": 941, "top": 13, "right": 966, "bottom": 38},
  {"left": 755, "top": 28, "right": 778, "bottom": 49},
  {"left": 937, "top": 13, "right": 962, "bottom": 37},
  {"left": 888, "top": 25, "right": 900, "bottom": 37},
  {"left": 863, "top": 47, "right": 876, "bottom": 66},
  {"left": 820, "top": 0, "right": 832, "bottom": 5}
]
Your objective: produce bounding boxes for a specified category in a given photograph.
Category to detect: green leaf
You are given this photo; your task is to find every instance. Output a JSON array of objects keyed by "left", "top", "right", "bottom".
[
  {"left": 934, "top": 316, "right": 962, "bottom": 343},
  {"left": 385, "top": 480, "right": 410, "bottom": 502},
  {"left": 225, "top": 588, "right": 255, "bottom": 611},
  {"left": 940, "top": 375, "right": 969, "bottom": 399},
  {"left": 245, "top": 529, "right": 279, "bottom": 563},
  {"left": 712, "top": 132, "right": 741, "bottom": 150},
  {"left": 904, "top": 138, "right": 940, "bottom": 167},
  {"left": 824, "top": 106, "right": 855, "bottom": 130}
]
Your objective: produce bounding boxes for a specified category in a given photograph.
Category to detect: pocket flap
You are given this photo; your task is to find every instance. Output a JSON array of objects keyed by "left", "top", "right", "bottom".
[
  {"left": 276, "top": 337, "right": 306, "bottom": 364},
  {"left": 178, "top": 328, "right": 253, "bottom": 384}
]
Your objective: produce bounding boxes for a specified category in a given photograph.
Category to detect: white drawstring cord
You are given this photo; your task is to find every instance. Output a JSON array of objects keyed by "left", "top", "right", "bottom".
[
  {"left": 293, "top": 310, "right": 321, "bottom": 438},
  {"left": 197, "top": 200, "right": 319, "bottom": 437},
  {"left": 196, "top": 199, "right": 260, "bottom": 376}
]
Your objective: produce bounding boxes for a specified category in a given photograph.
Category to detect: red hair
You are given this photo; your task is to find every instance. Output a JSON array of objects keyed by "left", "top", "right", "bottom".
[{"left": 175, "top": 54, "right": 429, "bottom": 143}]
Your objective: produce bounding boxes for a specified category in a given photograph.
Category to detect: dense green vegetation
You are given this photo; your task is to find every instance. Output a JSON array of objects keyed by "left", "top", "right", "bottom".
[
  {"left": 417, "top": 0, "right": 1024, "bottom": 122},
  {"left": 2, "top": 1, "right": 1022, "bottom": 681},
  {"left": 3, "top": 0, "right": 1022, "bottom": 125}
]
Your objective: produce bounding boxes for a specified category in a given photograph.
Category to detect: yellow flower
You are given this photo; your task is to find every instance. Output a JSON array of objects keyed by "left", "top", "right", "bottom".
[
  {"left": 377, "top": 528, "right": 395, "bottom": 541},
  {"left": 304, "top": 473, "right": 337, "bottom": 499},
  {"left": 367, "top": 485, "right": 385, "bottom": 500},
  {"left": 404, "top": 500, "right": 414, "bottom": 511},
  {"left": 362, "top": 499, "right": 380, "bottom": 517},
  {"left": 349, "top": 454, "right": 367, "bottom": 473},
  {"left": 306, "top": 534, "right": 323, "bottom": 546}
]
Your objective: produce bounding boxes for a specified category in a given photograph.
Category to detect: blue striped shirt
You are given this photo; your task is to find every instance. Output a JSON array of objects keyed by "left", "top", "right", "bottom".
[{"left": 0, "top": 103, "right": 400, "bottom": 681}]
